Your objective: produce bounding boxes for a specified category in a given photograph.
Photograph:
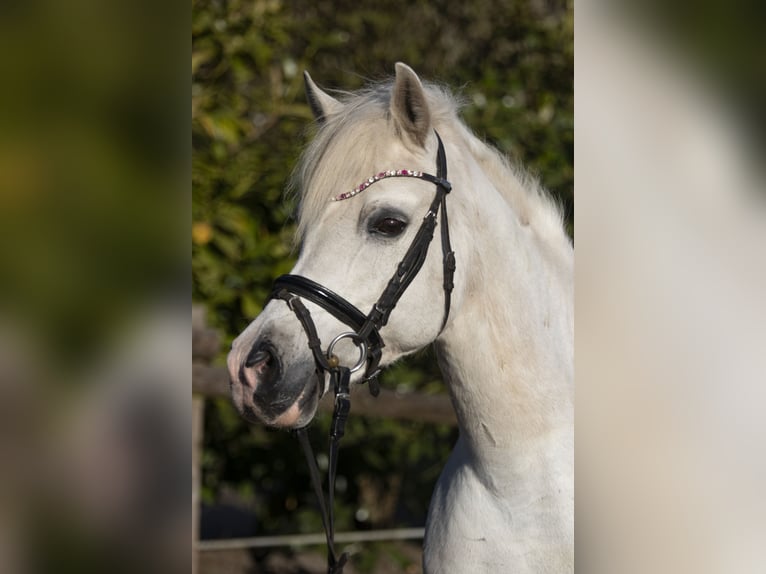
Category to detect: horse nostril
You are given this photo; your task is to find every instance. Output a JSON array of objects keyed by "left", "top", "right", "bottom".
[
  {"left": 246, "top": 348, "right": 271, "bottom": 367},
  {"left": 244, "top": 342, "right": 282, "bottom": 385}
]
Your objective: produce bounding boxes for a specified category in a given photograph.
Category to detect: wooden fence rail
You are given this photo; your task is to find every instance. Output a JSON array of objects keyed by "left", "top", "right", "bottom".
[{"left": 197, "top": 527, "right": 426, "bottom": 552}]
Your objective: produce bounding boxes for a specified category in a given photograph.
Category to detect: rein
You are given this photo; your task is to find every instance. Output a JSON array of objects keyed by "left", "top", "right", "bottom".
[{"left": 269, "top": 131, "right": 454, "bottom": 573}]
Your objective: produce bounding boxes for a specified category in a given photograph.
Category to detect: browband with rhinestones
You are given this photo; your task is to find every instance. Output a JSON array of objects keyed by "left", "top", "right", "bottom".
[{"left": 331, "top": 169, "right": 426, "bottom": 201}]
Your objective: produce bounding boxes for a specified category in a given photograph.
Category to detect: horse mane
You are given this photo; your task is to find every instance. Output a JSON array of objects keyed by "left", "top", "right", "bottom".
[
  {"left": 455, "top": 121, "right": 569, "bottom": 247},
  {"left": 289, "top": 79, "right": 568, "bottom": 247}
]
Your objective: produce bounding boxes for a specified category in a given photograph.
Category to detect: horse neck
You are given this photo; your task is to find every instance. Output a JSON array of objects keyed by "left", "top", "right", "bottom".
[{"left": 435, "top": 166, "right": 573, "bottom": 485}]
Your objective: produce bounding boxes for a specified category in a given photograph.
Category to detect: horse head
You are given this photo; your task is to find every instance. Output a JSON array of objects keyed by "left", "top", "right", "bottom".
[{"left": 228, "top": 64, "right": 463, "bottom": 429}]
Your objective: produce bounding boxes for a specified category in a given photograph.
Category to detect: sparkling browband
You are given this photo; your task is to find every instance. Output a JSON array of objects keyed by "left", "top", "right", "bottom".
[{"left": 331, "top": 169, "right": 425, "bottom": 201}]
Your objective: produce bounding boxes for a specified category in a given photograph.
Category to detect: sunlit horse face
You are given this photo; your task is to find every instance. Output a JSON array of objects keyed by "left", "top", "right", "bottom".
[{"left": 228, "top": 65, "right": 456, "bottom": 428}]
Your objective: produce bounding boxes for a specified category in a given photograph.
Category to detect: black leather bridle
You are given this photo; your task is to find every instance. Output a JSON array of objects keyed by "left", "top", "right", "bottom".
[{"left": 268, "top": 130, "right": 455, "bottom": 573}]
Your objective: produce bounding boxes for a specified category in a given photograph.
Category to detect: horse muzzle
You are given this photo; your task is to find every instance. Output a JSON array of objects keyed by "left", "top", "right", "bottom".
[{"left": 227, "top": 331, "right": 321, "bottom": 429}]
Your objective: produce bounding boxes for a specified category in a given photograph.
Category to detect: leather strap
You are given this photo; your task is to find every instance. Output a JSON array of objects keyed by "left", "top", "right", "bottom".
[{"left": 295, "top": 367, "right": 351, "bottom": 574}]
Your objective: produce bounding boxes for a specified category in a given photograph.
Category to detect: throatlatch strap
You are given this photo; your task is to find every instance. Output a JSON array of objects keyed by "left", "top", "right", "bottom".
[{"left": 434, "top": 131, "right": 455, "bottom": 332}]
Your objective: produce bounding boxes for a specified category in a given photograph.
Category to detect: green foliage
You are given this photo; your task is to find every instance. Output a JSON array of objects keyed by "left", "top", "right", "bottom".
[{"left": 192, "top": 0, "right": 572, "bottom": 560}]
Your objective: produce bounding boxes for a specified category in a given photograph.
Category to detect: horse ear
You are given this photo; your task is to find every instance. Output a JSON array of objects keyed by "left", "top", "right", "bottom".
[
  {"left": 390, "top": 62, "right": 431, "bottom": 147},
  {"left": 304, "top": 71, "right": 343, "bottom": 123}
]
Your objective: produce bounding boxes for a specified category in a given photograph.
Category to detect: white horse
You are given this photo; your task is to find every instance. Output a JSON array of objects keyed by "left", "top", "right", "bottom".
[{"left": 228, "top": 63, "right": 573, "bottom": 573}]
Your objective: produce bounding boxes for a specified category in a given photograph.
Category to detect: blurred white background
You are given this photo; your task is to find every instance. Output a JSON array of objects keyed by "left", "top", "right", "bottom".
[{"left": 576, "top": 0, "right": 766, "bottom": 571}]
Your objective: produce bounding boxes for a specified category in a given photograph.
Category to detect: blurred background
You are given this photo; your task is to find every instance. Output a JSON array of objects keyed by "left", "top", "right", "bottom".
[
  {"left": 0, "top": 0, "right": 188, "bottom": 573},
  {"left": 0, "top": 0, "right": 763, "bottom": 573},
  {"left": 576, "top": 1, "right": 766, "bottom": 572},
  {"left": 192, "top": 1, "right": 572, "bottom": 572}
]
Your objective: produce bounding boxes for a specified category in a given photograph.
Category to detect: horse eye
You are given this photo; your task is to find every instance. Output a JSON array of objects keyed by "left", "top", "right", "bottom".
[{"left": 370, "top": 217, "right": 407, "bottom": 237}]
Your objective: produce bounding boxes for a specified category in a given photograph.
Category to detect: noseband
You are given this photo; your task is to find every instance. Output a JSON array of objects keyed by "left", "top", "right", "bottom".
[{"left": 268, "top": 130, "right": 455, "bottom": 573}]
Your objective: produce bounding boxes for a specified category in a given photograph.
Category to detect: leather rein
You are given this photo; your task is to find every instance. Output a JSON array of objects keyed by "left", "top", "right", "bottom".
[{"left": 268, "top": 131, "right": 455, "bottom": 573}]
